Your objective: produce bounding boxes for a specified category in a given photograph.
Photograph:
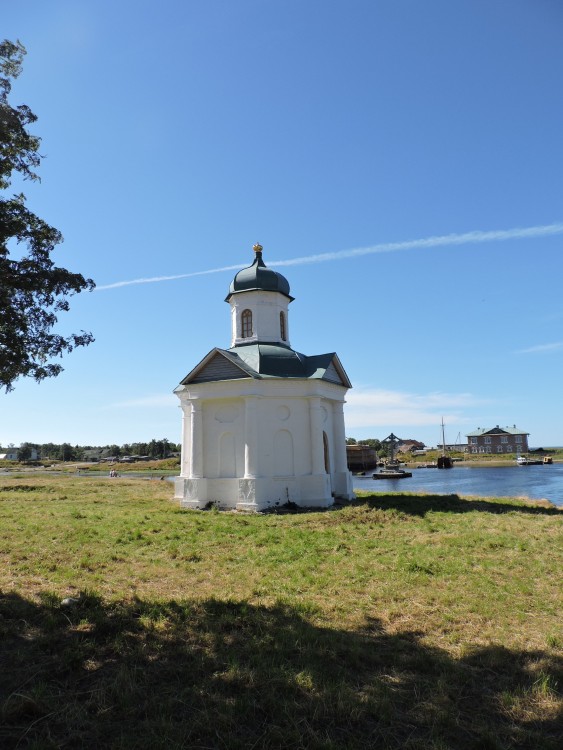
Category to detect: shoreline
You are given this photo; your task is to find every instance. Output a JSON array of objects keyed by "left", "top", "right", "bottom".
[{"left": 406, "top": 459, "right": 563, "bottom": 468}]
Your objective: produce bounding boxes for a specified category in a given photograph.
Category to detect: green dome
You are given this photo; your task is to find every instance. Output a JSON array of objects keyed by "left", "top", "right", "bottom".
[{"left": 226, "top": 244, "right": 293, "bottom": 301}]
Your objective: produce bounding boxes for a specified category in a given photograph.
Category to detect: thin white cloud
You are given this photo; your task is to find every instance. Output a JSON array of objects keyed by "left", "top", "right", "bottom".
[
  {"left": 344, "top": 387, "right": 490, "bottom": 429},
  {"left": 515, "top": 341, "right": 563, "bottom": 354},
  {"left": 269, "top": 222, "right": 563, "bottom": 268},
  {"left": 95, "top": 221, "right": 563, "bottom": 291},
  {"left": 96, "top": 264, "right": 244, "bottom": 291}
]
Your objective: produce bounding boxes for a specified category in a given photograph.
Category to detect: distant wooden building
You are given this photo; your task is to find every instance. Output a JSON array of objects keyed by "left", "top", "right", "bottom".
[
  {"left": 397, "top": 439, "right": 426, "bottom": 455},
  {"left": 0, "top": 449, "right": 19, "bottom": 461},
  {"left": 346, "top": 444, "right": 378, "bottom": 471},
  {"left": 438, "top": 442, "right": 469, "bottom": 453},
  {"left": 466, "top": 425, "right": 529, "bottom": 454},
  {"left": 0, "top": 447, "right": 38, "bottom": 461}
]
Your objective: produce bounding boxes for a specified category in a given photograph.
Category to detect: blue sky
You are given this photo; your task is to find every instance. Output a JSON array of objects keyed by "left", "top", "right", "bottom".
[{"left": 2, "top": 0, "right": 563, "bottom": 449}]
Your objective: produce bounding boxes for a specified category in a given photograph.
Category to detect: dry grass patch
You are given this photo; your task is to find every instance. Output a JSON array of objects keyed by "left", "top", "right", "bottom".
[{"left": 0, "top": 477, "right": 561, "bottom": 749}]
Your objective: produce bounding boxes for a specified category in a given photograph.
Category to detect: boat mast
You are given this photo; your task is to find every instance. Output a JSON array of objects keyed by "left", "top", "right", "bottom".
[
  {"left": 437, "top": 417, "right": 453, "bottom": 469},
  {"left": 441, "top": 417, "right": 446, "bottom": 456}
]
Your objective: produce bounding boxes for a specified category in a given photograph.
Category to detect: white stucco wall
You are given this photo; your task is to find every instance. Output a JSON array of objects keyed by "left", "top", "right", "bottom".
[
  {"left": 174, "top": 377, "right": 354, "bottom": 511},
  {"left": 201, "top": 398, "right": 245, "bottom": 478},
  {"left": 229, "top": 290, "right": 291, "bottom": 347}
]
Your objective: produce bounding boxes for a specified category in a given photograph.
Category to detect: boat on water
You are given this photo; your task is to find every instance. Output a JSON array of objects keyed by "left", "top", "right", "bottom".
[
  {"left": 437, "top": 418, "right": 453, "bottom": 469},
  {"left": 516, "top": 455, "right": 544, "bottom": 466},
  {"left": 373, "top": 433, "right": 412, "bottom": 479},
  {"left": 373, "top": 466, "right": 412, "bottom": 479},
  {"left": 437, "top": 455, "right": 452, "bottom": 469}
]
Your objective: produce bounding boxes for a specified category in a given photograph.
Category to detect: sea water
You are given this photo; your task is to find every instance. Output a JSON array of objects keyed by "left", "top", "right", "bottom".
[{"left": 353, "top": 463, "right": 563, "bottom": 506}]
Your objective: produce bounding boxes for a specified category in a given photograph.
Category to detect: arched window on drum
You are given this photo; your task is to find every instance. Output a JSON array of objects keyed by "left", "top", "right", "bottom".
[
  {"left": 280, "top": 311, "right": 286, "bottom": 341},
  {"left": 241, "top": 309, "right": 253, "bottom": 338}
]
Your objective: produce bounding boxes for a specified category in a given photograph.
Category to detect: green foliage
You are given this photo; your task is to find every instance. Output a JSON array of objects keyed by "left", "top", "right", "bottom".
[
  {"left": 346, "top": 437, "right": 388, "bottom": 456},
  {"left": 59, "top": 442, "right": 76, "bottom": 461},
  {"left": 16, "top": 441, "right": 31, "bottom": 461},
  {"left": 0, "top": 438, "right": 182, "bottom": 466},
  {"left": 0, "top": 39, "right": 94, "bottom": 392},
  {"left": 358, "top": 438, "right": 382, "bottom": 451},
  {"left": 0, "top": 40, "right": 40, "bottom": 188}
]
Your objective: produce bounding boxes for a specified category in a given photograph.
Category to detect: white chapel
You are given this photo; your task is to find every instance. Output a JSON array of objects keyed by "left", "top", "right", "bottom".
[{"left": 173, "top": 243, "right": 355, "bottom": 511}]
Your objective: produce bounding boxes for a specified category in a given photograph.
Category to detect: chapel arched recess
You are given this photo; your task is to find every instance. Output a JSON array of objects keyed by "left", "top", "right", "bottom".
[
  {"left": 219, "top": 432, "right": 236, "bottom": 477},
  {"left": 273, "top": 429, "right": 294, "bottom": 476}
]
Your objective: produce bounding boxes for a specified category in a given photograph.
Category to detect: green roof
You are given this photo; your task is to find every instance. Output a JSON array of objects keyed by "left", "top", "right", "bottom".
[
  {"left": 178, "top": 344, "right": 352, "bottom": 388},
  {"left": 226, "top": 248, "right": 293, "bottom": 301},
  {"left": 228, "top": 344, "right": 338, "bottom": 380},
  {"left": 466, "top": 425, "right": 529, "bottom": 437}
]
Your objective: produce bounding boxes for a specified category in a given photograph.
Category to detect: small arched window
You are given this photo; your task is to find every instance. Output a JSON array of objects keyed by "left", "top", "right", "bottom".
[
  {"left": 241, "top": 309, "right": 253, "bottom": 338},
  {"left": 280, "top": 311, "right": 286, "bottom": 341}
]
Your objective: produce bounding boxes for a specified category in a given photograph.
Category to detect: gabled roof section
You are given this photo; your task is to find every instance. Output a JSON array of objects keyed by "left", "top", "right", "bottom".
[
  {"left": 484, "top": 427, "right": 510, "bottom": 436},
  {"left": 466, "top": 425, "right": 529, "bottom": 437},
  {"left": 176, "top": 345, "right": 352, "bottom": 388},
  {"left": 228, "top": 344, "right": 352, "bottom": 386},
  {"left": 177, "top": 348, "right": 255, "bottom": 386},
  {"left": 304, "top": 352, "right": 352, "bottom": 388}
]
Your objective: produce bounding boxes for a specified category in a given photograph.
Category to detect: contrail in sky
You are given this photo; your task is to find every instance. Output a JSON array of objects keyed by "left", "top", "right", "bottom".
[{"left": 95, "top": 221, "right": 563, "bottom": 291}]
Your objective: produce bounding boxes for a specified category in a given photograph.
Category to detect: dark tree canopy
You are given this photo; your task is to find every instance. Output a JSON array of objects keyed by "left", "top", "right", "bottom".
[{"left": 0, "top": 39, "right": 94, "bottom": 392}]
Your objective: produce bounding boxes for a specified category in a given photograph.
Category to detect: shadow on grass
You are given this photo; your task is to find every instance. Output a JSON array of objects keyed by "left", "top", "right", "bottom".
[
  {"left": 0, "top": 592, "right": 561, "bottom": 749},
  {"left": 354, "top": 493, "right": 562, "bottom": 517}
]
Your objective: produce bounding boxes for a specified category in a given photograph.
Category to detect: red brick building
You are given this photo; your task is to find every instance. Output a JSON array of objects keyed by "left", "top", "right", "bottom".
[{"left": 466, "top": 425, "right": 529, "bottom": 454}]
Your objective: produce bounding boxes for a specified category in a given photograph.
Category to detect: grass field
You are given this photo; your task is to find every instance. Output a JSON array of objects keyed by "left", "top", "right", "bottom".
[{"left": 0, "top": 476, "right": 561, "bottom": 749}]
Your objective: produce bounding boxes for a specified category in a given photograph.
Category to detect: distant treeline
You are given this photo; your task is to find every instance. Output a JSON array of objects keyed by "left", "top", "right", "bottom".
[{"left": 0, "top": 439, "right": 180, "bottom": 462}]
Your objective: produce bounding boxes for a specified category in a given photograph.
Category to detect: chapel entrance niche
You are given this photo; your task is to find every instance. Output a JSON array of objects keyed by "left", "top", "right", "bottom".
[
  {"left": 219, "top": 432, "right": 236, "bottom": 477},
  {"left": 323, "top": 432, "right": 330, "bottom": 474},
  {"left": 274, "top": 430, "right": 294, "bottom": 476}
]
